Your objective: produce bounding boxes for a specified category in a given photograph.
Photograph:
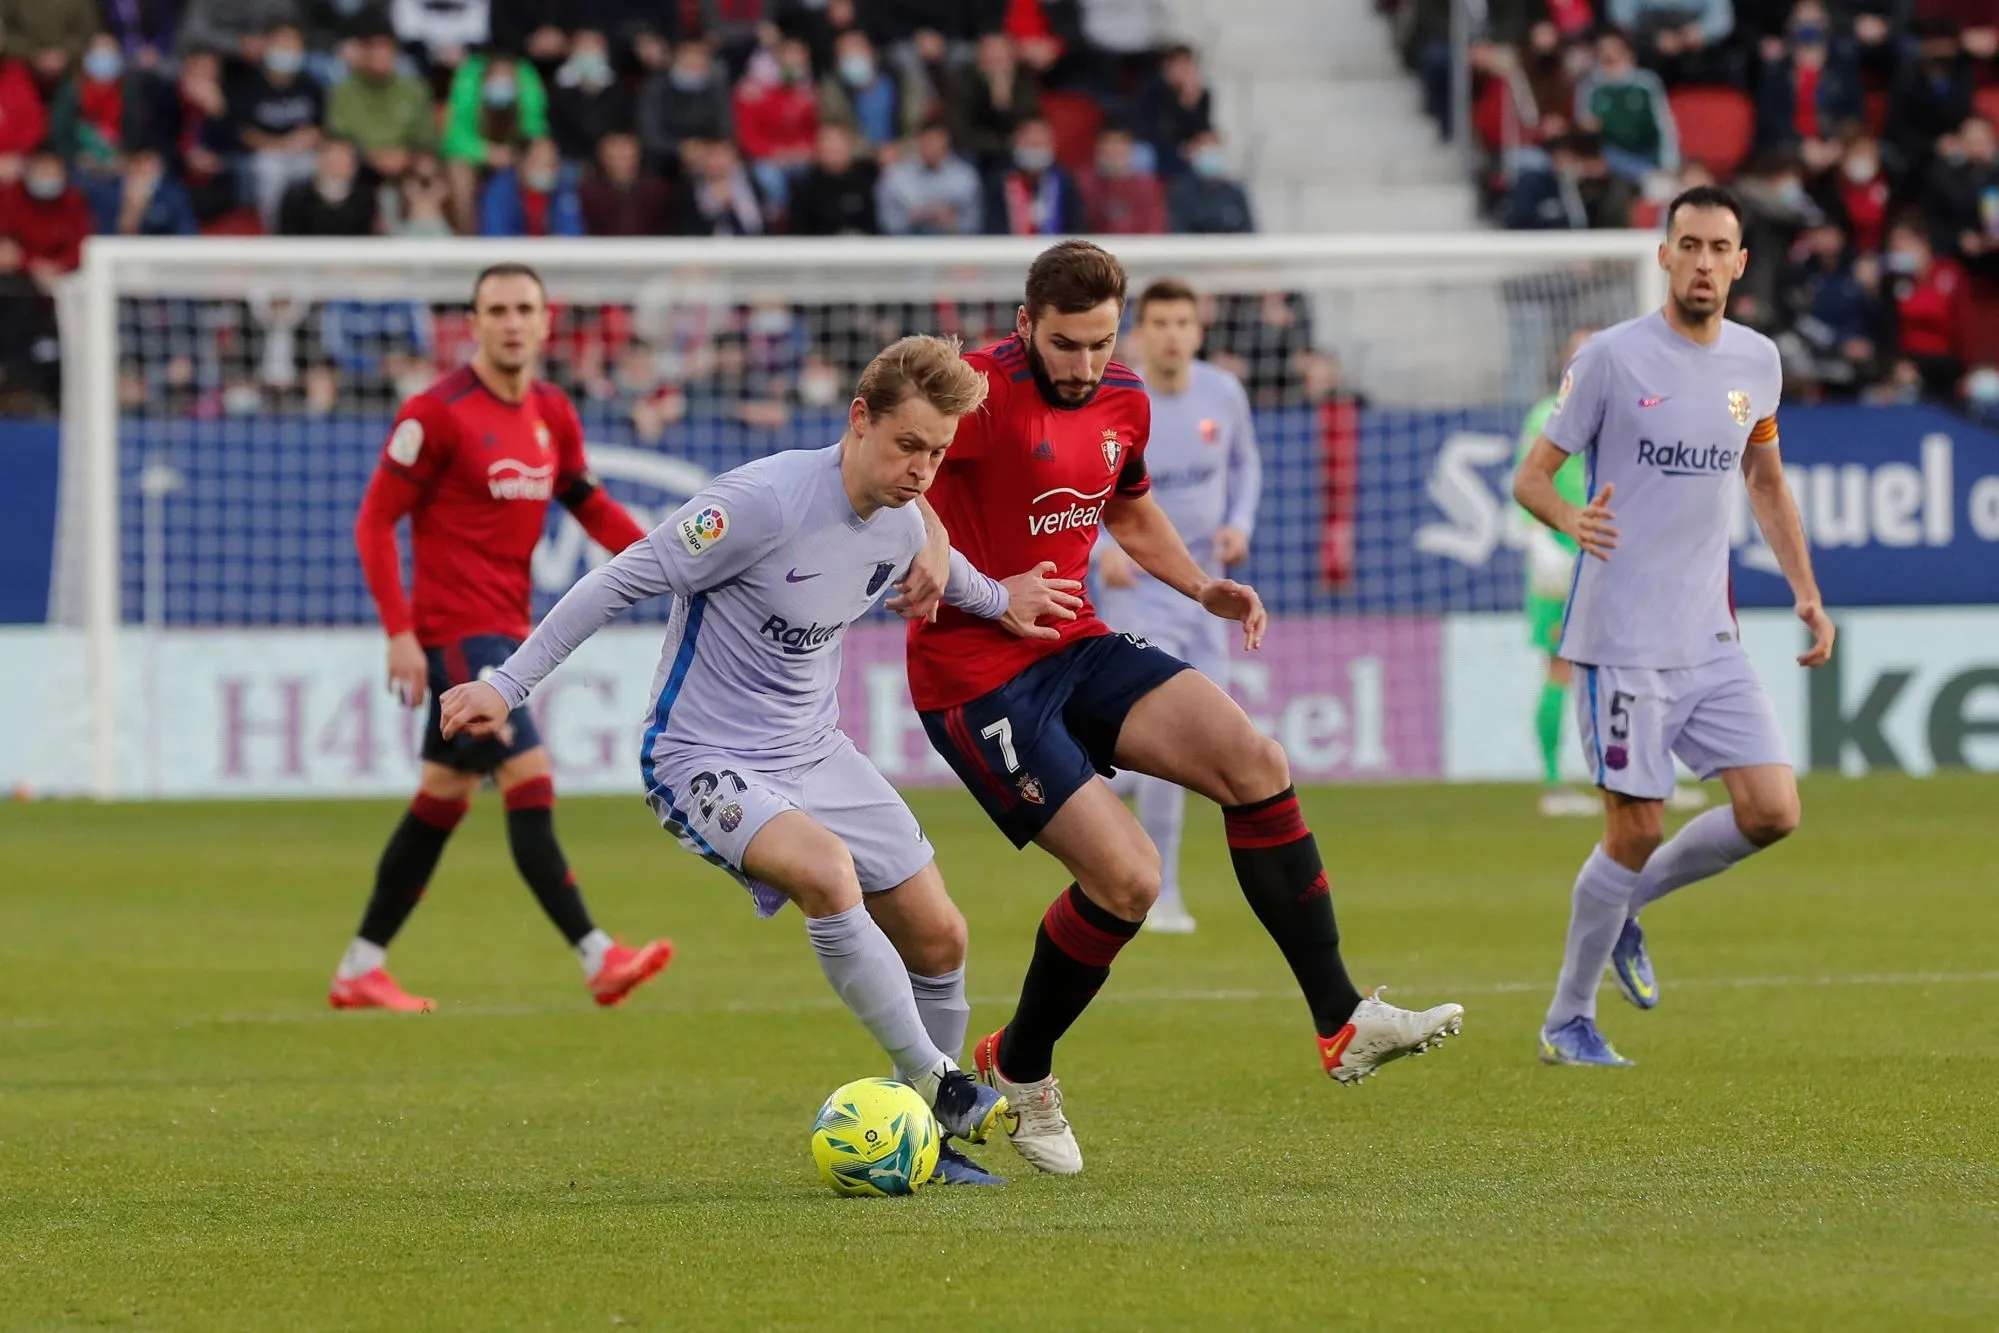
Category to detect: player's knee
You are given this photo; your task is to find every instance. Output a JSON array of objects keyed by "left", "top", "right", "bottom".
[
  {"left": 787, "top": 846, "right": 864, "bottom": 918},
  {"left": 1739, "top": 796, "right": 1800, "bottom": 847},
  {"left": 905, "top": 902, "right": 968, "bottom": 976},
  {"left": 1092, "top": 847, "right": 1162, "bottom": 920},
  {"left": 1603, "top": 815, "right": 1663, "bottom": 870},
  {"left": 1218, "top": 728, "right": 1290, "bottom": 806}
]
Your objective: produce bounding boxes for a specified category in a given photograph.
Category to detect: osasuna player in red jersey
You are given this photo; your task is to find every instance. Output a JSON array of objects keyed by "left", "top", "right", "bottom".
[
  {"left": 332, "top": 263, "right": 673, "bottom": 1013},
  {"left": 911, "top": 241, "right": 1465, "bottom": 1174}
]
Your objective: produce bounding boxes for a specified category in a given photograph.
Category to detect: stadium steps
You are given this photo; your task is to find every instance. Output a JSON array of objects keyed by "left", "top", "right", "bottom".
[{"left": 1163, "top": 0, "right": 1481, "bottom": 234}]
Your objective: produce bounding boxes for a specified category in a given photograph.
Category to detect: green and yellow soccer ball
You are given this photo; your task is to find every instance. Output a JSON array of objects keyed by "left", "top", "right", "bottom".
[{"left": 809, "top": 1077, "right": 940, "bottom": 1197}]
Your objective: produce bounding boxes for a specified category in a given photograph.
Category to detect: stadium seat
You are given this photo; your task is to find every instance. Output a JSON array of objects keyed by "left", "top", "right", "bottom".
[
  {"left": 1865, "top": 89, "right": 1889, "bottom": 136},
  {"left": 1977, "top": 85, "right": 1999, "bottom": 130},
  {"left": 1631, "top": 198, "right": 1663, "bottom": 229},
  {"left": 200, "top": 208, "right": 264, "bottom": 237},
  {"left": 1040, "top": 90, "right": 1106, "bottom": 172},
  {"left": 1668, "top": 86, "right": 1755, "bottom": 178},
  {"left": 1964, "top": 275, "right": 1999, "bottom": 367}
]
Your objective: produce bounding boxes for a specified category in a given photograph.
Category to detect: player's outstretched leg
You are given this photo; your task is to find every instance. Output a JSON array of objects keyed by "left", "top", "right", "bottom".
[
  {"left": 867, "top": 866, "right": 1006, "bottom": 1186},
  {"left": 497, "top": 756, "right": 673, "bottom": 1007},
  {"left": 330, "top": 773, "right": 471, "bottom": 1012},
  {"left": 746, "top": 813, "right": 1007, "bottom": 1151},
  {"left": 1115, "top": 670, "right": 1464, "bottom": 1084},
  {"left": 1135, "top": 775, "right": 1197, "bottom": 933},
  {"left": 1608, "top": 764, "right": 1799, "bottom": 1010}
]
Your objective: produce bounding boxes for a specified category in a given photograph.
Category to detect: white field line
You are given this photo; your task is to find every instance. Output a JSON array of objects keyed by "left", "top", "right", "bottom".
[{"left": 7, "top": 970, "right": 1999, "bottom": 1033}]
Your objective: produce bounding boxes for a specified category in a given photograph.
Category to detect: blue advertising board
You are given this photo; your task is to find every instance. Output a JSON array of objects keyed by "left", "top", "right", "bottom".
[{"left": 0, "top": 403, "right": 1993, "bottom": 626}]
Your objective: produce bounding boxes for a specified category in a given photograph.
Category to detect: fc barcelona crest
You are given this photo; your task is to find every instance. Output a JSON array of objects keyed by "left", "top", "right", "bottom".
[
  {"left": 1016, "top": 773, "right": 1045, "bottom": 805},
  {"left": 1101, "top": 429, "right": 1121, "bottom": 471},
  {"left": 867, "top": 561, "right": 895, "bottom": 596},
  {"left": 1726, "top": 390, "right": 1751, "bottom": 426}
]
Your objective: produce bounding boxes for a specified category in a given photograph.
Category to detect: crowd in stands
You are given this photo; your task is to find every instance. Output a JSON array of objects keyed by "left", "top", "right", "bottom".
[
  {"left": 0, "top": 0, "right": 1260, "bottom": 413},
  {"left": 1395, "top": 0, "right": 1999, "bottom": 414}
]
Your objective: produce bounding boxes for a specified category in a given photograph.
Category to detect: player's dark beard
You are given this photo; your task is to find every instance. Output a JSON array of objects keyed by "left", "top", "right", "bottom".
[{"left": 1023, "top": 333, "right": 1100, "bottom": 408}]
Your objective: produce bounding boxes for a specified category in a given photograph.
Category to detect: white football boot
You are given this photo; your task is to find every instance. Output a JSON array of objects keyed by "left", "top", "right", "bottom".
[
  {"left": 973, "top": 1030, "right": 1084, "bottom": 1175},
  {"left": 1320, "top": 989, "right": 1466, "bottom": 1085}
]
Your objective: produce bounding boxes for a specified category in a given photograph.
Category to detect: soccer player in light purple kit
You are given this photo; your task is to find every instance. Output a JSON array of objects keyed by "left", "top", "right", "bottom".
[
  {"left": 1092, "top": 279, "right": 1261, "bottom": 934},
  {"left": 439, "top": 336, "right": 1085, "bottom": 1182},
  {"left": 1513, "top": 186, "right": 1837, "bottom": 1067}
]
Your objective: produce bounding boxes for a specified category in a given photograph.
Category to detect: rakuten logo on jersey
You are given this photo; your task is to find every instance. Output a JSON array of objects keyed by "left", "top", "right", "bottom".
[
  {"left": 760, "top": 614, "right": 842, "bottom": 656},
  {"left": 488, "top": 460, "right": 555, "bottom": 500},
  {"left": 1028, "top": 483, "right": 1113, "bottom": 536},
  {"left": 1637, "top": 439, "right": 1738, "bottom": 476}
]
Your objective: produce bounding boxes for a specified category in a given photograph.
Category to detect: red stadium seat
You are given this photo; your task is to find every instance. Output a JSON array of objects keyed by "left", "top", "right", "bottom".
[
  {"left": 1040, "top": 90, "right": 1105, "bottom": 173},
  {"left": 1964, "top": 276, "right": 1999, "bottom": 367},
  {"left": 200, "top": 207, "right": 264, "bottom": 237},
  {"left": 1668, "top": 86, "right": 1755, "bottom": 178},
  {"left": 1865, "top": 89, "right": 1889, "bottom": 136},
  {"left": 1977, "top": 84, "right": 1999, "bottom": 129},
  {"left": 1631, "top": 198, "right": 1663, "bottom": 229}
]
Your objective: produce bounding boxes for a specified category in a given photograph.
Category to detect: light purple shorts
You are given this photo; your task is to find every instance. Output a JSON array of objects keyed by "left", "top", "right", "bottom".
[{"left": 1573, "top": 652, "right": 1790, "bottom": 801}]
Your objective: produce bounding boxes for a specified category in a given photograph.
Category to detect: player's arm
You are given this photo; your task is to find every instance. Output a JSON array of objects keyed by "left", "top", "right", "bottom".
[
  {"left": 1513, "top": 340, "right": 1616, "bottom": 559},
  {"left": 1741, "top": 416, "right": 1836, "bottom": 667},
  {"left": 888, "top": 495, "right": 953, "bottom": 620},
  {"left": 441, "top": 478, "right": 786, "bottom": 738},
  {"left": 1104, "top": 491, "right": 1267, "bottom": 650},
  {"left": 355, "top": 398, "right": 455, "bottom": 705},
  {"left": 1216, "top": 379, "right": 1261, "bottom": 565},
  {"left": 941, "top": 550, "right": 1086, "bottom": 641},
  {"left": 552, "top": 394, "right": 648, "bottom": 552}
]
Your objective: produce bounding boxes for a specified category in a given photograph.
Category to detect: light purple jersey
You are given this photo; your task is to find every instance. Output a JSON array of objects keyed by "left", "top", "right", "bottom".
[
  {"left": 1546, "top": 312, "right": 1782, "bottom": 670},
  {"left": 1094, "top": 359, "right": 1260, "bottom": 634},
  {"left": 487, "top": 442, "right": 1008, "bottom": 780}
]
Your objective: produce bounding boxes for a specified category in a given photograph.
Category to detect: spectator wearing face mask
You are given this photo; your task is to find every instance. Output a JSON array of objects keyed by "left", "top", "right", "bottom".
[
  {"left": 579, "top": 129, "right": 676, "bottom": 236},
  {"left": 549, "top": 28, "right": 632, "bottom": 164},
  {"left": 984, "top": 115, "right": 1081, "bottom": 235},
  {"left": 326, "top": 22, "right": 437, "bottom": 182},
  {"left": 1574, "top": 29, "right": 1680, "bottom": 182},
  {"left": 46, "top": 31, "right": 177, "bottom": 172},
  {"left": 1924, "top": 115, "right": 1999, "bottom": 278},
  {"left": 638, "top": 35, "right": 734, "bottom": 168},
  {"left": 675, "top": 136, "right": 767, "bottom": 237},
  {"left": 379, "top": 151, "right": 455, "bottom": 235},
  {"left": 735, "top": 39, "right": 821, "bottom": 215},
  {"left": 226, "top": 22, "right": 325, "bottom": 227},
  {"left": 818, "top": 27, "right": 920, "bottom": 154},
  {"left": 1963, "top": 362, "right": 1999, "bottom": 422},
  {"left": 0, "top": 149, "right": 92, "bottom": 290},
  {"left": 1753, "top": 1, "right": 1864, "bottom": 152},
  {"left": 479, "top": 135, "right": 583, "bottom": 236},
  {"left": 1878, "top": 218, "right": 1970, "bottom": 401},
  {"left": 1078, "top": 125, "right": 1166, "bottom": 234},
  {"left": 1822, "top": 130, "right": 1890, "bottom": 254},
  {"left": 86, "top": 146, "right": 197, "bottom": 235},
  {"left": 1166, "top": 130, "right": 1254, "bottom": 233},
  {"left": 1780, "top": 221, "right": 1881, "bottom": 396},
  {"left": 877, "top": 117, "right": 982, "bottom": 235},
  {"left": 442, "top": 53, "right": 548, "bottom": 232},
  {"left": 279, "top": 137, "right": 378, "bottom": 235}
]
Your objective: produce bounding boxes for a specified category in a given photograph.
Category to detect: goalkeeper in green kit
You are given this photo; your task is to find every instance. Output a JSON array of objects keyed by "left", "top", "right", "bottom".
[{"left": 1517, "top": 327, "right": 1708, "bottom": 818}]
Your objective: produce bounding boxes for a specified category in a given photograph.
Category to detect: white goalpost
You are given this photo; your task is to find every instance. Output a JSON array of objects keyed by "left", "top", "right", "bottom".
[{"left": 44, "top": 231, "right": 1664, "bottom": 800}]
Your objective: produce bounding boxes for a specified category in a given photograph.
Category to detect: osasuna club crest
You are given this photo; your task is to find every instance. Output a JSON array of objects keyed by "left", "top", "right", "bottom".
[
  {"left": 867, "top": 561, "right": 895, "bottom": 596},
  {"left": 1101, "top": 429, "right": 1121, "bottom": 471},
  {"left": 1016, "top": 773, "right": 1045, "bottom": 805}
]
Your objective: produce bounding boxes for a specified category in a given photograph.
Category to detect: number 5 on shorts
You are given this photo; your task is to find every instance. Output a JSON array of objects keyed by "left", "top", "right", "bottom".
[{"left": 981, "top": 718, "right": 1019, "bottom": 773}]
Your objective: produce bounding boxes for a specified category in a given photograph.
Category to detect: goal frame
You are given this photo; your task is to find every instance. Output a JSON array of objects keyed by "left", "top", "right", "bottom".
[{"left": 64, "top": 230, "right": 1665, "bottom": 799}]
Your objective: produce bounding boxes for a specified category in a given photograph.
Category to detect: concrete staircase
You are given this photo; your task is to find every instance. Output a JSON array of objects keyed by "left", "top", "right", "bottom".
[{"left": 1160, "top": 0, "right": 1481, "bottom": 233}]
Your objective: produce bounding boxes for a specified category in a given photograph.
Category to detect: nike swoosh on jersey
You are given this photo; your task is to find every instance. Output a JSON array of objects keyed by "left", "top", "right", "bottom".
[
  {"left": 785, "top": 569, "right": 820, "bottom": 583},
  {"left": 1638, "top": 396, "right": 1669, "bottom": 408}
]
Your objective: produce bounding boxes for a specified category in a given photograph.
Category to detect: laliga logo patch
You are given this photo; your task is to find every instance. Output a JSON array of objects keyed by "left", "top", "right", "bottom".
[
  {"left": 677, "top": 504, "right": 729, "bottom": 556},
  {"left": 387, "top": 418, "right": 424, "bottom": 466},
  {"left": 1553, "top": 368, "right": 1574, "bottom": 416},
  {"left": 1727, "top": 389, "right": 1751, "bottom": 426},
  {"left": 1101, "top": 429, "right": 1121, "bottom": 472},
  {"left": 1604, "top": 745, "right": 1630, "bottom": 771}
]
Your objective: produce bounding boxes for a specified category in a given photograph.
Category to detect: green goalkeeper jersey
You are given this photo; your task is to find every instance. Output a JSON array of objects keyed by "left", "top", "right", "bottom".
[{"left": 1516, "top": 393, "right": 1588, "bottom": 559}]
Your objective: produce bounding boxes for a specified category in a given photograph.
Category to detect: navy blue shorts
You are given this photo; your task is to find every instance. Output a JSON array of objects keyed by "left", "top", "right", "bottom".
[
  {"left": 421, "top": 634, "right": 543, "bottom": 774},
  {"left": 920, "top": 631, "right": 1189, "bottom": 848}
]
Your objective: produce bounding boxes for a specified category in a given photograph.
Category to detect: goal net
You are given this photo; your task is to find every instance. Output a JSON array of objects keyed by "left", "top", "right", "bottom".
[{"left": 39, "top": 232, "right": 1660, "bottom": 799}]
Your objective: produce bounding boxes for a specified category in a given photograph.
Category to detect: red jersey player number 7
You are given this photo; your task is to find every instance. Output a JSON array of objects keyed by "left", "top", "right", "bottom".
[
  {"left": 329, "top": 262, "right": 673, "bottom": 1017},
  {"left": 906, "top": 241, "right": 1465, "bottom": 1179}
]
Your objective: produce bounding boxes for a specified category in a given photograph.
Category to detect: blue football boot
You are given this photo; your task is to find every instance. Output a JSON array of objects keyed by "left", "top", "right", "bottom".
[
  {"left": 1608, "top": 917, "right": 1659, "bottom": 1010},
  {"left": 1538, "top": 1015, "right": 1636, "bottom": 1067}
]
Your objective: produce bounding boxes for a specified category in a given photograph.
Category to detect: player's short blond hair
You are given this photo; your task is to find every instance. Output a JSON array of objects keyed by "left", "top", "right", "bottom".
[{"left": 856, "top": 334, "right": 990, "bottom": 422}]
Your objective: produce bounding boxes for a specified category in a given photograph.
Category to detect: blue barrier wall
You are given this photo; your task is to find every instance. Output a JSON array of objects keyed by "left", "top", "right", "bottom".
[{"left": 2, "top": 404, "right": 1994, "bottom": 625}]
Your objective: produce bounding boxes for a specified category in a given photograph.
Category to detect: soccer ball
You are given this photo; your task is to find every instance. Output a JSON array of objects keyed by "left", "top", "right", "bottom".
[{"left": 809, "top": 1077, "right": 939, "bottom": 1197}]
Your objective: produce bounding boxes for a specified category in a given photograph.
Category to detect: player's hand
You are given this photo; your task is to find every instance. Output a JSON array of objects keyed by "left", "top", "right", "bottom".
[
  {"left": 998, "top": 560, "right": 1084, "bottom": 640},
  {"left": 1213, "top": 526, "right": 1250, "bottom": 567},
  {"left": 1096, "top": 545, "right": 1139, "bottom": 589},
  {"left": 1796, "top": 598, "right": 1836, "bottom": 667},
  {"left": 1198, "top": 578, "right": 1267, "bottom": 651},
  {"left": 386, "top": 631, "right": 428, "bottom": 708},
  {"left": 1568, "top": 482, "right": 1619, "bottom": 561},
  {"left": 887, "top": 514, "right": 953, "bottom": 621},
  {"left": 438, "top": 680, "right": 512, "bottom": 740}
]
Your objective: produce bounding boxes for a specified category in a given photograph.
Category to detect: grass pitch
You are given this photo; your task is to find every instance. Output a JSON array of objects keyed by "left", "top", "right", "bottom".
[{"left": 3, "top": 774, "right": 1996, "bottom": 1331}]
